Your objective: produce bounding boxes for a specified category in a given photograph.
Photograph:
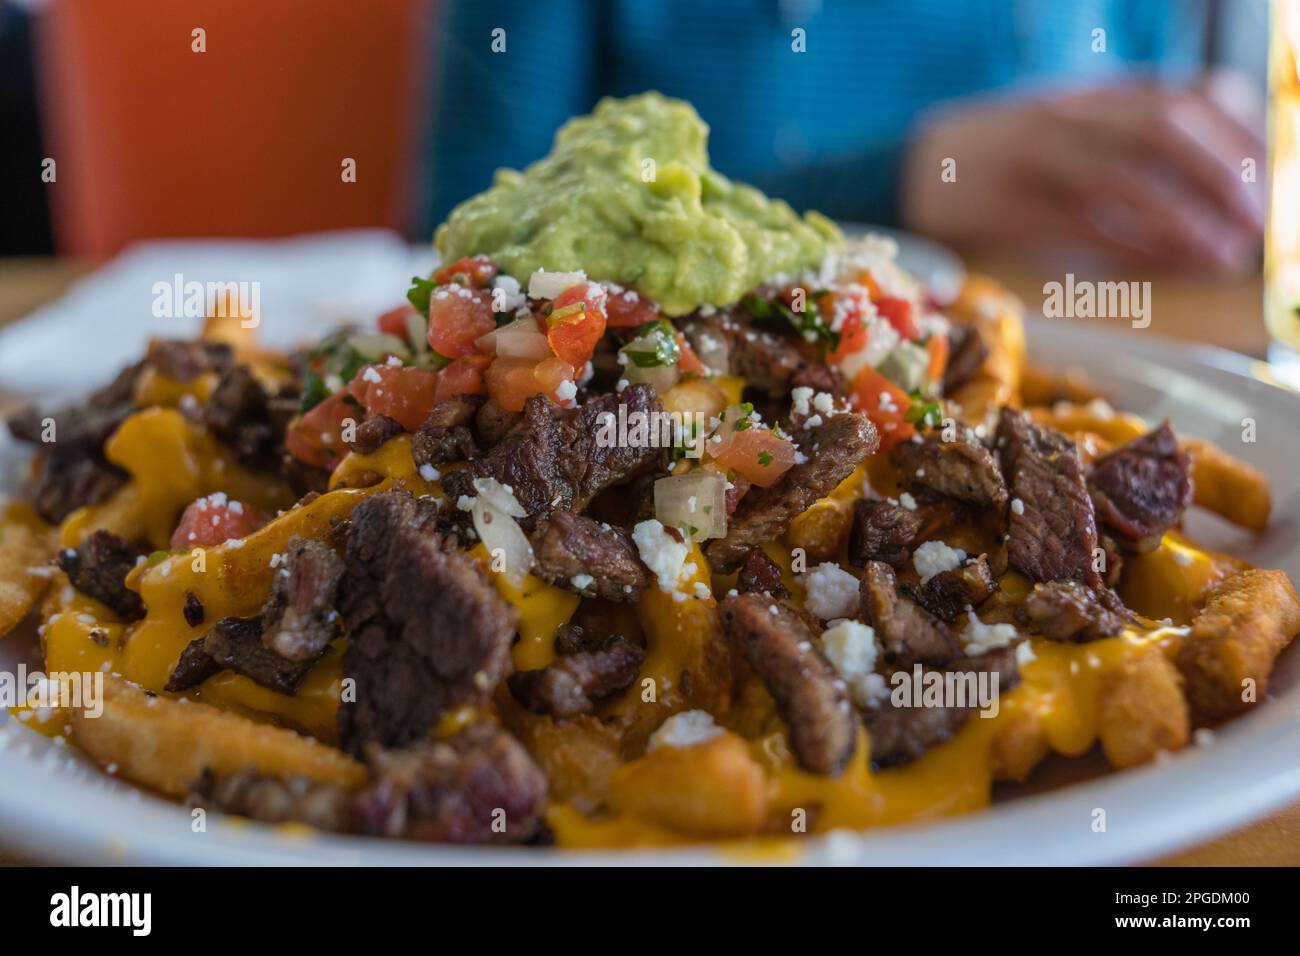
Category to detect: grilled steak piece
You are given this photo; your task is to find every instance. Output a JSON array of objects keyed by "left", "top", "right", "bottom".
[
  {"left": 507, "top": 635, "right": 645, "bottom": 717},
  {"left": 182, "top": 591, "right": 205, "bottom": 627},
  {"left": 706, "top": 413, "right": 879, "bottom": 572},
  {"left": 412, "top": 396, "right": 483, "bottom": 466},
  {"left": 892, "top": 429, "right": 1008, "bottom": 508},
  {"left": 720, "top": 594, "right": 857, "bottom": 776},
  {"left": 1020, "top": 580, "right": 1127, "bottom": 642},
  {"left": 203, "top": 364, "right": 293, "bottom": 469},
  {"left": 941, "top": 324, "right": 990, "bottom": 396},
  {"left": 848, "top": 499, "right": 922, "bottom": 569},
  {"left": 354, "top": 725, "right": 547, "bottom": 844},
  {"left": 201, "top": 616, "right": 317, "bottom": 694},
  {"left": 905, "top": 555, "right": 996, "bottom": 623},
  {"left": 678, "top": 312, "right": 813, "bottom": 396},
  {"left": 347, "top": 414, "right": 405, "bottom": 456},
  {"left": 189, "top": 768, "right": 354, "bottom": 832},
  {"left": 56, "top": 530, "right": 145, "bottom": 621},
  {"left": 442, "top": 386, "right": 665, "bottom": 527},
  {"left": 261, "top": 536, "right": 345, "bottom": 662},
  {"left": 9, "top": 398, "right": 132, "bottom": 523},
  {"left": 337, "top": 490, "right": 516, "bottom": 756},
  {"left": 866, "top": 645, "right": 1020, "bottom": 768},
  {"left": 1088, "top": 422, "right": 1192, "bottom": 551},
  {"left": 475, "top": 399, "right": 521, "bottom": 448},
  {"left": 737, "top": 549, "right": 788, "bottom": 597},
  {"left": 145, "top": 339, "right": 232, "bottom": 381},
  {"left": 996, "top": 407, "right": 1104, "bottom": 589},
  {"left": 165, "top": 635, "right": 222, "bottom": 691},
  {"left": 530, "top": 511, "right": 650, "bottom": 602},
  {"left": 790, "top": 361, "right": 844, "bottom": 399},
  {"left": 860, "top": 561, "right": 960, "bottom": 666}
]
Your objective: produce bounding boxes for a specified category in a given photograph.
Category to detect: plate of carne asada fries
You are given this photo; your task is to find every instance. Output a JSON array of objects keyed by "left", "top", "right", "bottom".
[{"left": 1, "top": 93, "right": 1298, "bottom": 865}]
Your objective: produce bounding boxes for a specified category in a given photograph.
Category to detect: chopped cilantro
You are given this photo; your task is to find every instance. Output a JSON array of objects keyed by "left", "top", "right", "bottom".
[
  {"left": 407, "top": 275, "right": 436, "bottom": 314},
  {"left": 758, "top": 450, "right": 774, "bottom": 467},
  {"left": 623, "top": 320, "right": 681, "bottom": 368},
  {"left": 299, "top": 370, "right": 330, "bottom": 412}
]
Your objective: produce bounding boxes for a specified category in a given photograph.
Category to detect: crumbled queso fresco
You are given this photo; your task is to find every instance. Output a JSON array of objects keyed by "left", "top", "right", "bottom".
[
  {"left": 912, "top": 540, "right": 966, "bottom": 584},
  {"left": 632, "top": 519, "right": 691, "bottom": 598},
  {"left": 819, "top": 619, "right": 889, "bottom": 708},
  {"left": 648, "top": 709, "right": 724, "bottom": 751},
  {"left": 801, "top": 562, "right": 860, "bottom": 619}
]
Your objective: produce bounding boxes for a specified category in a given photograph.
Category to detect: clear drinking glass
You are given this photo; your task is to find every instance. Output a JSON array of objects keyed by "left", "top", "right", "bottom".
[{"left": 1266, "top": 0, "right": 1300, "bottom": 384}]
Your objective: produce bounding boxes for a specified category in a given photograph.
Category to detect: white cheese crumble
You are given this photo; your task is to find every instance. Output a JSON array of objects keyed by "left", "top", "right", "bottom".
[
  {"left": 418, "top": 463, "right": 441, "bottom": 482},
  {"left": 801, "top": 562, "right": 860, "bottom": 619},
  {"left": 555, "top": 379, "right": 578, "bottom": 401},
  {"left": 648, "top": 710, "right": 724, "bottom": 751},
  {"left": 912, "top": 540, "right": 966, "bottom": 584},
  {"left": 962, "top": 612, "right": 1019, "bottom": 656},
  {"left": 899, "top": 492, "right": 917, "bottom": 511},
  {"left": 570, "top": 573, "right": 594, "bottom": 590},
  {"left": 1010, "top": 498, "right": 1025, "bottom": 516},
  {"left": 632, "top": 519, "right": 691, "bottom": 595},
  {"left": 819, "top": 619, "right": 889, "bottom": 708}
]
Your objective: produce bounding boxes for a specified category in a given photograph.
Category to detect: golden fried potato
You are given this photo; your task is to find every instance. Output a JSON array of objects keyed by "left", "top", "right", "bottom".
[
  {"left": 785, "top": 497, "right": 854, "bottom": 563},
  {"left": 71, "top": 674, "right": 365, "bottom": 798},
  {"left": 498, "top": 698, "right": 624, "bottom": 809},
  {"left": 990, "top": 704, "right": 1049, "bottom": 783},
  {"left": 1098, "top": 652, "right": 1190, "bottom": 768},
  {"left": 1176, "top": 570, "right": 1300, "bottom": 721},
  {"left": 945, "top": 274, "right": 1027, "bottom": 420},
  {"left": 0, "top": 505, "right": 54, "bottom": 638},
  {"left": 1181, "top": 438, "right": 1271, "bottom": 531},
  {"left": 607, "top": 732, "right": 767, "bottom": 837}
]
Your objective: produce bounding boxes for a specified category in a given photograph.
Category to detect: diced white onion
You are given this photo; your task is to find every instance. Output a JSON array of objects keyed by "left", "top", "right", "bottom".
[
  {"left": 476, "top": 316, "right": 552, "bottom": 359},
  {"left": 347, "top": 332, "right": 410, "bottom": 362},
  {"left": 528, "top": 270, "right": 587, "bottom": 300},
  {"left": 623, "top": 361, "right": 680, "bottom": 393},
  {"left": 654, "top": 470, "right": 727, "bottom": 541},
  {"left": 469, "top": 478, "right": 532, "bottom": 587},
  {"left": 691, "top": 329, "right": 729, "bottom": 377}
]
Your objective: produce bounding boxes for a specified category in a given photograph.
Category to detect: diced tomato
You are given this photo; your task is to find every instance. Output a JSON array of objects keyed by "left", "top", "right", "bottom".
[
  {"left": 427, "top": 286, "right": 496, "bottom": 359},
  {"left": 433, "top": 255, "right": 498, "bottom": 288},
  {"left": 820, "top": 288, "right": 872, "bottom": 363},
  {"left": 604, "top": 288, "right": 660, "bottom": 328},
  {"left": 435, "top": 353, "right": 492, "bottom": 403},
  {"left": 171, "top": 493, "right": 266, "bottom": 549},
  {"left": 285, "top": 391, "right": 354, "bottom": 469},
  {"left": 545, "top": 283, "right": 607, "bottom": 367},
  {"left": 377, "top": 303, "right": 418, "bottom": 337},
  {"left": 876, "top": 296, "right": 921, "bottom": 341},
  {"left": 710, "top": 427, "right": 797, "bottom": 488},
  {"left": 849, "top": 366, "right": 915, "bottom": 452},
  {"left": 485, "top": 356, "right": 576, "bottom": 412},
  {"left": 675, "top": 333, "right": 706, "bottom": 375},
  {"left": 347, "top": 364, "right": 438, "bottom": 432},
  {"left": 925, "top": 333, "right": 949, "bottom": 386}
]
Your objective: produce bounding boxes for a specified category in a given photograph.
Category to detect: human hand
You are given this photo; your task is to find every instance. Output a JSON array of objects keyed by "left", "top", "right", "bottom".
[{"left": 899, "top": 71, "right": 1266, "bottom": 273}]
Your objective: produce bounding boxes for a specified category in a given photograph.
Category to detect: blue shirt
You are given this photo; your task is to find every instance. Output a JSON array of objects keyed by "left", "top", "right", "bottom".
[{"left": 423, "top": 0, "right": 1207, "bottom": 234}]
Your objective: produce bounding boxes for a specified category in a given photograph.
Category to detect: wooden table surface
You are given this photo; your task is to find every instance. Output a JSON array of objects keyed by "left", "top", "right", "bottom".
[{"left": 1, "top": 253, "right": 1296, "bottom": 866}]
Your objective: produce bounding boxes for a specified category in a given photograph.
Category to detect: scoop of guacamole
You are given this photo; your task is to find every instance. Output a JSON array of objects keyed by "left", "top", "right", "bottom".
[{"left": 435, "top": 92, "right": 842, "bottom": 316}]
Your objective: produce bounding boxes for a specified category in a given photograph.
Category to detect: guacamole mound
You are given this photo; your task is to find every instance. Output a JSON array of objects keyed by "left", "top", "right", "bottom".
[{"left": 435, "top": 92, "right": 842, "bottom": 316}]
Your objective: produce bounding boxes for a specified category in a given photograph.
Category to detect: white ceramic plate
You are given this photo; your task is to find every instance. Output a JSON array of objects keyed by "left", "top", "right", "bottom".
[{"left": 2, "top": 310, "right": 1299, "bottom": 865}]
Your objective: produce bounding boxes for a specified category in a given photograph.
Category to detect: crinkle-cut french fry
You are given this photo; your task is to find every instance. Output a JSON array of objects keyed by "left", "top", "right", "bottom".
[
  {"left": 607, "top": 731, "right": 767, "bottom": 837},
  {"left": 70, "top": 674, "right": 365, "bottom": 798},
  {"left": 0, "top": 507, "right": 54, "bottom": 638},
  {"left": 1176, "top": 569, "right": 1300, "bottom": 721},
  {"left": 1181, "top": 438, "right": 1272, "bottom": 531},
  {"left": 1098, "top": 652, "right": 1189, "bottom": 768}
]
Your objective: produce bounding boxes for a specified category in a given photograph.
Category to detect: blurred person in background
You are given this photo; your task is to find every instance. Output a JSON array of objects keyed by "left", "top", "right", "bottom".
[{"left": 426, "top": 0, "right": 1267, "bottom": 274}]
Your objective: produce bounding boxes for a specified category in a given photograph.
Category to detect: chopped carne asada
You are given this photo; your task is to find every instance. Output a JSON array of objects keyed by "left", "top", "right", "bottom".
[
  {"left": 1020, "top": 580, "right": 1127, "bottom": 642},
  {"left": 892, "top": 427, "right": 1008, "bottom": 508},
  {"left": 1088, "top": 422, "right": 1193, "bottom": 552},
  {"left": 411, "top": 395, "right": 483, "bottom": 466},
  {"left": 848, "top": 498, "right": 921, "bottom": 569},
  {"left": 337, "top": 490, "right": 516, "bottom": 756},
  {"left": 354, "top": 725, "right": 547, "bottom": 844},
  {"left": 720, "top": 593, "right": 857, "bottom": 776},
  {"left": 508, "top": 635, "right": 645, "bottom": 717},
  {"left": 860, "top": 560, "right": 961, "bottom": 666},
  {"left": 905, "top": 554, "right": 996, "bottom": 623},
  {"left": 347, "top": 414, "right": 406, "bottom": 456},
  {"left": 56, "top": 531, "right": 145, "bottom": 621},
  {"left": 260, "top": 536, "right": 345, "bottom": 662},
  {"left": 529, "top": 510, "right": 650, "bottom": 601},
  {"left": 737, "top": 548, "right": 788, "bottom": 597},
  {"left": 996, "top": 407, "right": 1104, "bottom": 590}
]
